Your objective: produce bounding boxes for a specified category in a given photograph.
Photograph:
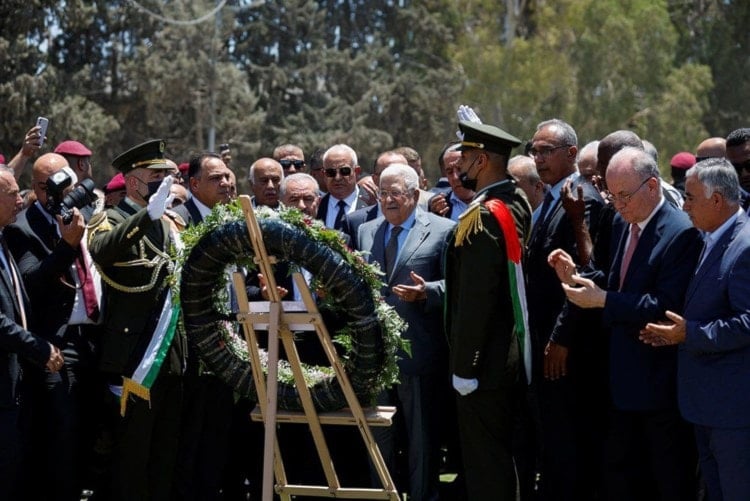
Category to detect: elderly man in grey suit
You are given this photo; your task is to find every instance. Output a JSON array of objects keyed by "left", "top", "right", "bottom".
[{"left": 357, "top": 163, "right": 455, "bottom": 500}]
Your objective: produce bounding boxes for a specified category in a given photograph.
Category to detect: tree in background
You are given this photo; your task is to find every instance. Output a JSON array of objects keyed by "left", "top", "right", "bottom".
[
  {"left": 453, "top": 0, "right": 714, "bottom": 177},
  {"left": 0, "top": 0, "right": 742, "bottom": 187}
]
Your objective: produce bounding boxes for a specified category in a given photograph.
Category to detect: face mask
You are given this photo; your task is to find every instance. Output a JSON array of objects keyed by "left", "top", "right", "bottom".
[
  {"left": 138, "top": 178, "right": 162, "bottom": 202},
  {"left": 459, "top": 173, "right": 477, "bottom": 191},
  {"left": 459, "top": 154, "right": 481, "bottom": 191}
]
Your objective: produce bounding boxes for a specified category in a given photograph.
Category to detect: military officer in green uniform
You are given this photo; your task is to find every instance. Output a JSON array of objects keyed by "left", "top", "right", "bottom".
[
  {"left": 88, "top": 139, "right": 186, "bottom": 501},
  {"left": 445, "top": 121, "right": 532, "bottom": 500}
]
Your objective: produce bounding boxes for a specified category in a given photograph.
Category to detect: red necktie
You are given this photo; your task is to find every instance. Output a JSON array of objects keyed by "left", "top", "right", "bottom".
[
  {"left": 619, "top": 223, "right": 640, "bottom": 290},
  {"left": 76, "top": 241, "right": 99, "bottom": 322}
]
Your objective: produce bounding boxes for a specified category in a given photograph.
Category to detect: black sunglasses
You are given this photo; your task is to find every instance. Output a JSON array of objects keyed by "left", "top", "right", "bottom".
[
  {"left": 324, "top": 166, "right": 353, "bottom": 178},
  {"left": 280, "top": 159, "right": 305, "bottom": 169}
]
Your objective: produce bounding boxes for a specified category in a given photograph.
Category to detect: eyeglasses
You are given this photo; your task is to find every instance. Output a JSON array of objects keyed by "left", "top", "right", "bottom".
[
  {"left": 378, "top": 189, "right": 408, "bottom": 200},
  {"left": 731, "top": 160, "right": 750, "bottom": 173},
  {"left": 529, "top": 144, "right": 570, "bottom": 159},
  {"left": 324, "top": 166, "right": 353, "bottom": 178},
  {"left": 605, "top": 177, "right": 652, "bottom": 204},
  {"left": 280, "top": 159, "right": 305, "bottom": 169}
]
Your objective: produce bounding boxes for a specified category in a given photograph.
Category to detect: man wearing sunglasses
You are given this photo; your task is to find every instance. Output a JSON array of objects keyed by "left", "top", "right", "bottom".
[
  {"left": 316, "top": 144, "right": 367, "bottom": 230},
  {"left": 272, "top": 144, "right": 306, "bottom": 175},
  {"left": 726, "top": 128, "right": 750, "bottom": 192}
]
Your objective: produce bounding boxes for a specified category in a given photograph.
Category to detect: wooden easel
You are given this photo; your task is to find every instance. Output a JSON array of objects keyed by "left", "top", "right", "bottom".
[{"left": 232, "top": 195, "right": 400, "bottom": 500}]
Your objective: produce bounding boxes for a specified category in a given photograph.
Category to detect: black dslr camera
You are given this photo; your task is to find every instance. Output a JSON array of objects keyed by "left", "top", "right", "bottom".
[{"left": 46, "top": 170, "right": 98, "bottom": 224}]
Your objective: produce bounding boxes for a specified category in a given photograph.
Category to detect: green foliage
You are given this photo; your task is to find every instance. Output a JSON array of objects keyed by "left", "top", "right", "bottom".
[
  {"left": 453, "top": 0, "right": 713, "bottom": 173},
  {"left": 172, "top": 198, "right": 409, "bottom": 392},
  {"left": 0, "top": 0, "right": 739, "bottom": 188}
]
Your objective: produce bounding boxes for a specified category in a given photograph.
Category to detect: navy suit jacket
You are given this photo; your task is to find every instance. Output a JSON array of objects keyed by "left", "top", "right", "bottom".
[
  {"left": 357, "top": 209, "right": 455, "bottom": 375},
  {"left": 679, "top": 212, "right": 750, "bottom": 428},
  {"left": 0, "top": 230, "right": 50, "bottom": 409},
  {"left": 594, "top": 201, "right": 701, "bottom": 411}
]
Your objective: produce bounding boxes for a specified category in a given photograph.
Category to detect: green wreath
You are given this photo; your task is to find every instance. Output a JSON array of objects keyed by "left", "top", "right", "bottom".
[{"left": 173, "top": 200, "right": 408, "bottom": 412}]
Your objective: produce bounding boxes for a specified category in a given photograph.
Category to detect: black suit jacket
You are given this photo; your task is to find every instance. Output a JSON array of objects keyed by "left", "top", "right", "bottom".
[
  {"left": 525, "top": 176, "right": 604, "bottom": 353},
  {"left": 5, "top": 204, "right": 82, "bottom": 344},
  {"left": 0, "top": 232, "right": 50, "bottom": 409},
  {"left": 316, "top": 193, "right": 368, "bottom": 226},
  {"left": 172, "top": 198, "right": 202, "bottom": 226}
]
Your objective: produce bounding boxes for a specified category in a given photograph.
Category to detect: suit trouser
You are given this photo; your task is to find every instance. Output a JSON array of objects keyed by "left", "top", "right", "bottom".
[
  {"left": 19, "top": 334, "right": 99, "bottom": 501},
  {"left": 372, "top": 372, "right": 443, "bottom": 501},
  {"left": 694, "top": 424, "right": 750, "bottom": 501},
  {"left": 604, "top": 407, "right": 696, "bottom": 501},
  {"left": 173, "top": 372, "right": 234, "bottom": 501},
  {"left": 456, "top": 385, "right": 516, "bottom": 500},
  {"left": 0, "top": 406, "right": 21, "bottom": 501},
  {"left": 111, "top": 372, "right": 182, "bottom": 501}
]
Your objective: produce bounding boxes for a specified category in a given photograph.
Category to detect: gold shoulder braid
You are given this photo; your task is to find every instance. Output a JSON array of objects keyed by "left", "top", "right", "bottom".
[
  {"left": 87, "top": 212, "right": 111, "bottom": 246},
  {"left": 89, "top": 213, "right": 173, "bottom": 293},
  {"left": 455, "top": 193, "right": 486, "bottom": 247},
  {"left": 95, "top": 237, "right": 172, "bottom": 293}
]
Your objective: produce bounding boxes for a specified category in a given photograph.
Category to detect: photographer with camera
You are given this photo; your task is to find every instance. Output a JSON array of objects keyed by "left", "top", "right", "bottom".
[{"left": 4, "top": 152, "right": 103, "bottom": 500}]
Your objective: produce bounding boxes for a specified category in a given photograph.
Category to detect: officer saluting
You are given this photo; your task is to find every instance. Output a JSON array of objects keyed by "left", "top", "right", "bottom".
[
  {"left": 445, "top": 121, "right": 531, "bottom": 500},
  {"left": 88, "top": 139, "right": 186, "bottom": 501}
]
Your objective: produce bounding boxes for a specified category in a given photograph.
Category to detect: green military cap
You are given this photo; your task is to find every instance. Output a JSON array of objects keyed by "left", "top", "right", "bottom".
[
  {"left": 112, "top": 139, "right": 169, "bottom": 174},
  {"left": 458, "top": 121, "right": 522, "bottom": 158}
]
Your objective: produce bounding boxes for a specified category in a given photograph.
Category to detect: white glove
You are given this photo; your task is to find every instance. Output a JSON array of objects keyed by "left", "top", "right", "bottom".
[
  {"left": 456, "top": 105, "right": 483, "bottom": 140},
  {"left": 452, "top": 374, "right": 479, "bottom": 396},
  {"left": 457, "top": 104, "right": 482, "bottom": 124},
  {"left": 147, "top": 176, "right": 174, "bottom": 221}
]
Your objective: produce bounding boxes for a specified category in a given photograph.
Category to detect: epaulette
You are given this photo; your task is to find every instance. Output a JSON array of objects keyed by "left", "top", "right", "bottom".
[
  {"left": 87, "top": 211, "right": 112, "bottom": 245},
  {"left": 455, "top": 193, "right": 487, "bottom": 247}
]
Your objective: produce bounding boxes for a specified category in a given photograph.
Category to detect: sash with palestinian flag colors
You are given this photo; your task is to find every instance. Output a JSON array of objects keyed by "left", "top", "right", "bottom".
[
  {"left": 454, "top": 196, "right": 532, "bottom": 383},
  {"left": 120, "top": 289, "right": 181, "bottom": 416},
  {"left": 119, "top": 222, "right": 184, "bottom": 416}
]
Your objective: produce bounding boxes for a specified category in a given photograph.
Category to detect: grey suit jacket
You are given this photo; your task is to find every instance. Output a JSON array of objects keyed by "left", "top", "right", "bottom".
[{"left": 357, "top": 208, "right": 455, "bottom": 375}]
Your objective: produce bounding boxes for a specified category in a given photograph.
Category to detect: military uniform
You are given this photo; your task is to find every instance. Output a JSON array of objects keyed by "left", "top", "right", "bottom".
[
  {"left": 445, "top": 122, "right": 531, "bottom": 500},
  {"left": 88, "top": 140, "right": 186, "bottom": 501}
]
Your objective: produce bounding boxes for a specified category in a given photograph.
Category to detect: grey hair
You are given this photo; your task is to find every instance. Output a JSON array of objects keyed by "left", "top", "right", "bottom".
[
  {"left": 611, "top": 146, "right": 660, "bottom": 180},
  {"left": 685, "top": 157, "right": 740, "bottom": 203},
  {"left": 247, "top": 158, "right": 283, "bottom": 185},
  {"left": 280, "top": 172, "right": 319, "bottom": 198},
  {"left": 536, "top": 118, "right": 578, "bottom": 147},
  {"left": 508, "top": 155, "right": 540, "bottom": 183},
  {"left": 642, "top": 140, "right": 658, "bottom": 164},
  {"left": 322, "top": 144, "right": 358, "bottom": 166},
  {"left": 379, "top": 163, "right": 419, "bottom": 192},
  {"left": 577, "top": 140, "right": 599, "bottom": 161}
]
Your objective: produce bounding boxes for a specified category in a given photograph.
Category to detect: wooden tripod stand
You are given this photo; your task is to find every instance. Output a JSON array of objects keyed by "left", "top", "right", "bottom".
[{"left": 232, "top": 196, "right": 400, "bottom": 500}]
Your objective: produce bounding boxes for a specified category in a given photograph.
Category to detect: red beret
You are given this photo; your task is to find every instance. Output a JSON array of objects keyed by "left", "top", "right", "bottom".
[
  {"left": 0, "top": 154, "right": 5, "bottom": 164},
  {"left": 104, "top": 172, "right": 126, "bottom": 193},
  {"left": 178, "top": 162, "right": 189, "bottom": 174},
  {"left": 670, "top": 152, "right": 696, "bottom": 170},
  {"left": 54, "top": 140, "right": 92, "bottom": 157}
]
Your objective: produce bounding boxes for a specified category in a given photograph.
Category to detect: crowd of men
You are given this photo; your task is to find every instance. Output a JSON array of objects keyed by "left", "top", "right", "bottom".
[{"left": 0, "top": 112, "right": 748, "bottom": 501}]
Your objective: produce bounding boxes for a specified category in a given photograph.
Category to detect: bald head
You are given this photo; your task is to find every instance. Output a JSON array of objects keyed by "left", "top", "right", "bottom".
[
  {"left": 248, "top": 158, "right": 283, "bottom": 208},
  {"left": 696, "top": 137, "right": 726, "bottom": 160},
  {"left": 33, "top": 153, "right": 72, "bottom": 209}
]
